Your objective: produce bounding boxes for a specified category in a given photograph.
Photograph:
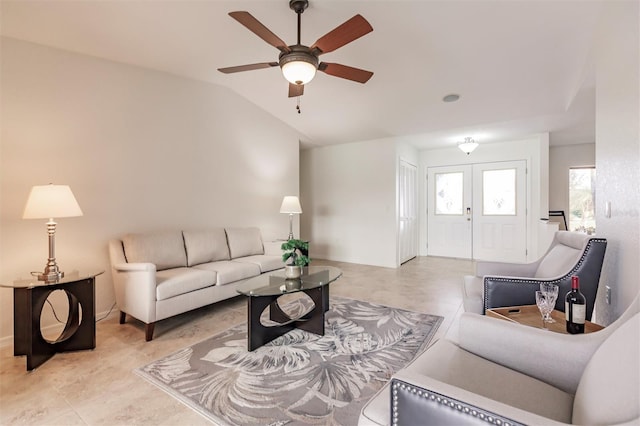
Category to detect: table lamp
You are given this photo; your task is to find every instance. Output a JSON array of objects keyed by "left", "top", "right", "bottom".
[
  {"left": 280, "top": 196, "right": 302, "bottom": 240},
  {"left": 22, "top": 184, "right": 83, "bottom": 282}
]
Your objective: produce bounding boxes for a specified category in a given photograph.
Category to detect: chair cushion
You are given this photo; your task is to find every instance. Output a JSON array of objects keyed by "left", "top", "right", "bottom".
[
  {"left": 534, "top": 244, "right": 581, "bottom": 278},
  {"left": 155, "top": 267, "right": 217, "bottom": 301},
  {"left": 183, "top": 228, "right": 230, "bottom": 266},
  {"left": 225, "top": 227, "right": 264, "bottom": 258},
  {"left": 233, "top": 255, "right": 284, "bottom": 273},
  {"left": 405, "top": 339, "right": 574, "bottom": 423},
  {"left": 122, "top": 231, "right": 187, "bottom": 271},
  {"left": 573, "top": 313, "right": 640, "bottom": 425},
  {"left": 193, "top": 260, "right": 261, "bottom": 285}
]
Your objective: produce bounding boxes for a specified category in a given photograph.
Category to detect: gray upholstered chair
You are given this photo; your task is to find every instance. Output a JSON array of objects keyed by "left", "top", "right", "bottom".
[
  {"left": 462, "top": 231, "right": 606, "bottom": 320},
  {"left": 358, "top": 295, "right": 640, "bottom": 426}
]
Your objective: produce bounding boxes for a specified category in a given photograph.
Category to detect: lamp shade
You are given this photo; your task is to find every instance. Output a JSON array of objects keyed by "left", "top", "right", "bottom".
[
  {"left": 23, "top": 184, "right": 83, "bottom": 219},
  {"left": 280, "top": 196, "right": 302, "bottom": 214}
]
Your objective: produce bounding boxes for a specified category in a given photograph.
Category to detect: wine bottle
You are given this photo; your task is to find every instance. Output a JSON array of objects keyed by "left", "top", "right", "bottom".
[{"left": 566, "top": 276, "right": 586, "bottom": 334}]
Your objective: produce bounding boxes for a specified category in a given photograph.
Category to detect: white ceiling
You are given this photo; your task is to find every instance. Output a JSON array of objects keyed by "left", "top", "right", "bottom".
[{"left": 0, "top": 0, "right": 604, "bottom": 150}]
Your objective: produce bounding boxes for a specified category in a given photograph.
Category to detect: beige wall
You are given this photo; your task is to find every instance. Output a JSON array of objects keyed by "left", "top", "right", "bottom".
[
  {"left": 594, "top": 1, "right": 640, "bottom": 323},
  {"left": 548, "top": 143, "right": 595, "bottom": 220},
  {"left": 300, "top": 139, "right": 397, "bottom": 268},
  {"left": 0, "top": 38, "right": 302, "bottom": 343}
]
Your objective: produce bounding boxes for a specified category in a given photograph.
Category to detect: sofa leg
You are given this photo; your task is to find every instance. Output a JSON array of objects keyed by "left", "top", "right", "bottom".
[
  {"left": 145, "top": 323, "right": 155, "bottom": 342},
  {"left": 119, "top": 311, "right": 126, "bottom": 324}
]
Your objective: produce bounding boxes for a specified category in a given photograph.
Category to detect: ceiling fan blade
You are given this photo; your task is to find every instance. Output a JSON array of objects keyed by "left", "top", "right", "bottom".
[
  {"left": 218, "top": 62, "right": 279, "bottom": 74},
  {"left": 318, "top": 62, "right": 374, "bottom": 83},
  {"left": 310, "top": 14, "right": 373, "bottom": 55},
  {"left": 288, "top": 83, "right": 304, "bottom": 98},
  {"left": 229, "top": 11, "right": 291, "bottom": 53}
]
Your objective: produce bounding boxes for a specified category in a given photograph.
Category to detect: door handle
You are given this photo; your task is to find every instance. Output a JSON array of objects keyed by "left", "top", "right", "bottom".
[{"left": 466, "top": 207, "right": 471, "bottom": 221}]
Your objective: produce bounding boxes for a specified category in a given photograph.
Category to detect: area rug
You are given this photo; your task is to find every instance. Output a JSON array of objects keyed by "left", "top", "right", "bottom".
[{"left": 135, "top": 296, "right": 443, "bottom": 425}]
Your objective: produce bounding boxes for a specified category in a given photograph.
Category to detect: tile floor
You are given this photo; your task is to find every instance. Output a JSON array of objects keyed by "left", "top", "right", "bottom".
[{"left": 0, "top": 256, "right": 473, "bottom": 425}]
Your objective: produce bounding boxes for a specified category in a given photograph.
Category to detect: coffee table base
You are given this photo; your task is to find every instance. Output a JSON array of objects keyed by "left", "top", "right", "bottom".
[{"left": 247, "top": 285, "right": 329, "bottom": 351}]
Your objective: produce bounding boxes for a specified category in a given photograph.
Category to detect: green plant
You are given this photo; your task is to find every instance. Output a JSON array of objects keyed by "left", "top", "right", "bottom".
[{"left": 281, "top": 239, "right": 310, "bottom": 267}]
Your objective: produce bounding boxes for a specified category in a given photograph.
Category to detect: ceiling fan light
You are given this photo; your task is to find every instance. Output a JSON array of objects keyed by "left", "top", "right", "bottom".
[
  {"left": 458, "top": 137, "right": 479, "bottom": 154},
  {"left": 282, "top": 60, "right": 317, "bottom": 85}
]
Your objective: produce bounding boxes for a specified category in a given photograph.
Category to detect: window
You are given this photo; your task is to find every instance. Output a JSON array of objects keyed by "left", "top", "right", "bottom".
[
  {"left": 482, "top": 168, "right": 516, "bottom": 215},
  {"left": 569, "top": 167, "right": 596, "bottom": 234},
  {"left": 435, "top": 172, "right": 463, "bottom": 215}
]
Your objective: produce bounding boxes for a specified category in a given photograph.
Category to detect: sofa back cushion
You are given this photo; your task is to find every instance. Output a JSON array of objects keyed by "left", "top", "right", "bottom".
[
  {"left": 122, "top": 231, "right": 187, "bottom": 271},
  {"left": 225, "top": 227, "right": 264, "bottom": 259},
  {"left": 183, "top": 228, "right": 230, "bottom": 266}
]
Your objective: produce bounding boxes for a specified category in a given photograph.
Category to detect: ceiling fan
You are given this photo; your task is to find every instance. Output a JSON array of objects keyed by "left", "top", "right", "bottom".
[{"left": 218, "top": 0, "right": 374, "bottom": 98}]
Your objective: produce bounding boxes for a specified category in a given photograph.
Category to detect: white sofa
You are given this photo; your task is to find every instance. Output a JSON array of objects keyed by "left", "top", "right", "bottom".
[{"left": 108, "top": 227, "right": 284, "bottom": 341}]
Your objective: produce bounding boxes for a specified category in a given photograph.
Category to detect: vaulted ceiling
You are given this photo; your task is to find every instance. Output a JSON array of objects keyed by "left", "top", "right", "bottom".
[{"left": 0, "top": 1, "right": 604, "bottom": 150}]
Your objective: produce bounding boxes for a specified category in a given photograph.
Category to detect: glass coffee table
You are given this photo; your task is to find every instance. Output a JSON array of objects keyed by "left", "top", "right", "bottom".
[{"left": 237, "top": 266, "right": 342, "bottom": 351}]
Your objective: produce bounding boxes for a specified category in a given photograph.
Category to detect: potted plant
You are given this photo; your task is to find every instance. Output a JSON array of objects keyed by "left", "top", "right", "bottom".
[{"left": 281, "top": 239, "right": 310, "bottom": 279}]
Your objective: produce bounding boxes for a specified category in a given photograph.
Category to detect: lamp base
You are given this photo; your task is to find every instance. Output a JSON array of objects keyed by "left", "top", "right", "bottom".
[
  {"left": 35, "top": 260, "right": 64, "bottom": 282},
  {"left": 37, "top": 270, "right": 64, "bottom": 282}
]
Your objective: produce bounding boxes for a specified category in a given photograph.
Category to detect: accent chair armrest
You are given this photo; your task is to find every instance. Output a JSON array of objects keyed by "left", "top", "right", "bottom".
[
  {"left": 391, "top": 371, "right": 565, "bottom": 426},
  {"left": 475, "top": 259, "right": 539, "bottom": 278},
  {"left": 457, "top": 313, "right": 609, "bottom": 394}
]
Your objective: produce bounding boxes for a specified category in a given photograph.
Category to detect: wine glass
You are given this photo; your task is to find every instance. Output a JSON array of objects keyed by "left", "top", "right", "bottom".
[
  {"left": 535, "top": 291, "right": 554, "bottom": 329},
  {"left": 539, "top": 283, "right": 559, "bottom": 323}
]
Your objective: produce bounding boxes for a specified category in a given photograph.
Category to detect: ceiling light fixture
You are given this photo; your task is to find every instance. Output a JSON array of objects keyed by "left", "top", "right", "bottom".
[
  {"left": 280, "top": 49, "right": 318, "bottom": 85},
  {"left": 458, "top": 137, "right": 479, "bottom": 155}
]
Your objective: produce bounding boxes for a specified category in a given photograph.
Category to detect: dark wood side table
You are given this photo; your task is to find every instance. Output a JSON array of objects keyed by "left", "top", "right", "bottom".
[
  {"left": 1, "top": 270, "right": 104, "bottom": 370},
  {"left": 486, "top": 305, "right": 604, "bottom": 334}
]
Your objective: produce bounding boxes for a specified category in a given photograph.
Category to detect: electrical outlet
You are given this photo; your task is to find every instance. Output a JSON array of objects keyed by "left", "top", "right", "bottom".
[{"left": 606, "top": 286, "right": 612, "bottom": 304}]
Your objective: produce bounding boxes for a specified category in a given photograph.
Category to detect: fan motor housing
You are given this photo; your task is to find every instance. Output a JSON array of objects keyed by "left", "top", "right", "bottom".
[{"left": 279, "top": 45, "right": 319, "bottom": 70}]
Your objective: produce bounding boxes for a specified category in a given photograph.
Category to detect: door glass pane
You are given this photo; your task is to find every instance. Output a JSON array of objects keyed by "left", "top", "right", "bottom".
[
  {"left": 483, "top": 169, "right": 516, "bottom": 215},
  {"left": 435, "top": 172, "right": 463, "bottom": 215},
  {"left": 569, "top": 167, "right": 596, "bottom": 234}
]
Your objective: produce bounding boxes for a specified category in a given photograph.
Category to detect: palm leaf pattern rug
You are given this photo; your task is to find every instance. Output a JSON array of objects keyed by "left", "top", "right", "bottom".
[{"left": 135, "top": 296, "right": 442, "bottom": 425}]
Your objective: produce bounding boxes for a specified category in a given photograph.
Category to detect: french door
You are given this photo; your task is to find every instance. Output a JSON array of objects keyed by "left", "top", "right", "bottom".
[
  {"left": 427, "top": 161, "right": 528, "bottom": 262},
  {"left": 398, "top": 159, "right": 418, "bottom": 264}
]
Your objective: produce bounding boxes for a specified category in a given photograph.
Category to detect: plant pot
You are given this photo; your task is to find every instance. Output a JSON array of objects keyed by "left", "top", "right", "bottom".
[
  {"left": 285, "top": 265, "right": 302, "bottom": 279},
  {"left": 285, "top": 278, "right": 302, "bottom": 291}
]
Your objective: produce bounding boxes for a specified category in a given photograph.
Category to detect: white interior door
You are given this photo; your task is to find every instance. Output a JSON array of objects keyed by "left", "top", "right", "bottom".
[
  {"left": 399, "top": 160, "right": 418, "bottom": 264},
  {"left": 427, "top": 165, "right": 473, "bottom": 258},
  {"left": 472, "top": 161, "right": 527, "bottom": 262}
]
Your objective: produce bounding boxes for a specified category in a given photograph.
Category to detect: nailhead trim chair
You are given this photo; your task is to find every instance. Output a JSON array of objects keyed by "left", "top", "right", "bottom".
[
  {"left": 359, "top": 295, "right": 640, "bottom": 426},
  {"left": 462, "top": 231, "right": 606, "bottom": 320}
]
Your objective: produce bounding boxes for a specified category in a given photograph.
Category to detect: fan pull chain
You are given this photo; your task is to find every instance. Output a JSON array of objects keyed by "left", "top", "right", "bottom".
[{"left": 296, "top": 97, "right": 301, "bottom": 114}]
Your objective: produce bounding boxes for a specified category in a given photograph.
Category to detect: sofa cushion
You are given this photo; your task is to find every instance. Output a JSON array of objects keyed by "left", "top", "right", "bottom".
[
  {"left": 122, "top": 231, "right": 187, "bottom": 271},
  {"left": 183, "top": 228, "right": 230, "bottom": 266},
  {"left": 233, "top": 255, "right": 284, "bottom": 273},
  {"left": 225, "top": 227, "right": 264, "bottom": 259},
  {"left": 193, "top": 260, "right": 261, "bottom": 285},
  {"left": 155, "top": 267, "right": 217, "bottom": 301},
  {"left": 534, "top": 244, "right": 581, "bottom": 278}
]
